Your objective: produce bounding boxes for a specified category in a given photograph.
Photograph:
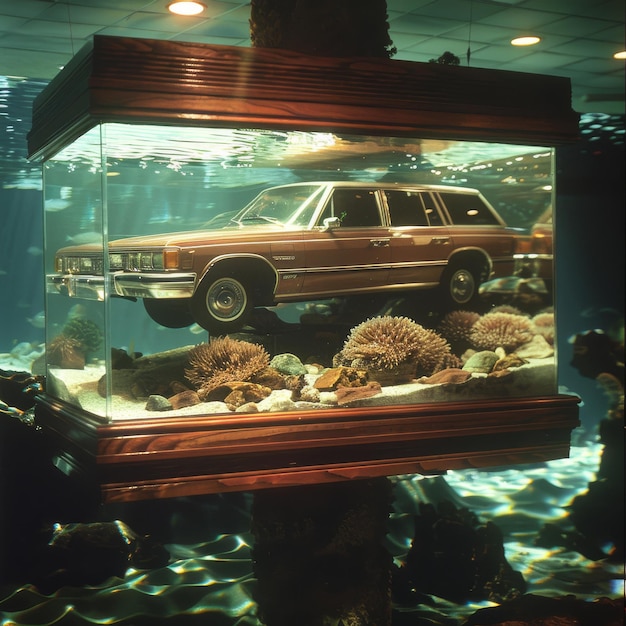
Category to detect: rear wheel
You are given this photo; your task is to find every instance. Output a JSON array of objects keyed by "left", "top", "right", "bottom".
[
  {"left": 143, "top": 298, "right": 194, "bottom": 328},
  {"left": 191, "top": 271, "right": 253, "bottom": 334}
]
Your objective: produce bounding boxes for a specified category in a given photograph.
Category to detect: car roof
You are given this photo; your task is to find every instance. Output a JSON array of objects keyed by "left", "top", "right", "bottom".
[{"left": 266, "top": 181, "right": 481, "bottom": 194}]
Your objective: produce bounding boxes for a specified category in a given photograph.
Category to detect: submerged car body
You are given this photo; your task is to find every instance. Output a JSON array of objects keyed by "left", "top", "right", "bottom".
[{"left": 49, "top": 181, "right": 543, "bottom": 334}]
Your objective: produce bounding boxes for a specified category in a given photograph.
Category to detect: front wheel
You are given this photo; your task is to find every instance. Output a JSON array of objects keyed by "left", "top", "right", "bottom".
[
  {"left": 191, "top": 272, "right": 252, "bottom": 334},
  {"left": 440, "top": 264, "right": 479, "bottom": 308}
]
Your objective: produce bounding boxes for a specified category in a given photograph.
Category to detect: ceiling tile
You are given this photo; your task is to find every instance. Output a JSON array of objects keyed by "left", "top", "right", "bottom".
[{"left": 540, "top": 15, "right": 620, "bottom": 37}]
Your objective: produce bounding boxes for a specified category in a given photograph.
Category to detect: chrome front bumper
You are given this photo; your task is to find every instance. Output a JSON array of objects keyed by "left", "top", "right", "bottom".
[{"left": 47, "top": 272, "right": 197, "bottom": 301}]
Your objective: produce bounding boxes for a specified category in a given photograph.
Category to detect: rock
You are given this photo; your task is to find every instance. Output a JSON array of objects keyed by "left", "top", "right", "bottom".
[
  {"left": 205, "top": 382, "right": 272, "bottom": 405},
  {"left": 269, "top": 353, "right": 307, "bottom": 376},
  {"left": 256, "top": 389, "right": 298, "bottom": 412},
  {"left": 145, "top": 395, "right": 172, "bottom": 411},
  {"left": 487, "top": 369, "right": 513, "bottom": 379},
  {"left": 418, "top": 368, "right": 472, "bottom": 385},
  {"left": 235, "top": 402, "right": 260, "bottom": 413},
  {"left": 394, "top": 501, "right": 526, "bottom": 605},
  {"left": 314, "top": 366, "right": 368, "bottom": 391},
  {"left": 515, "top": 334, "right": 554, "bottom": 359},
  {"left": 31, "top": 520, "right": 169, "bottom": 594},
  {"left": 168, "top": 389, "right": 200, "bottom": 410},
  {"left": 463, "top": 350, "right": 499, "bottom": 373},
  {"left": 493, "top": 353, "right": 528, "bottom": 371},
  {"left": 298, "top": 384, "right": 321, "bottom": 403},
  {"left": 463, "top": 594, "right": 622, "bottom": 626},
  {"left": 252, "top": 366, "right": 287, "bottom": 389},
  {"left": 335, "top": 381, "right": 382, "bottom": 405}
]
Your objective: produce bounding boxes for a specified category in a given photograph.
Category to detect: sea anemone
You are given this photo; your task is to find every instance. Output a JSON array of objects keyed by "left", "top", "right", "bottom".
[
  {"left": 532, "top": 311, "right": 555, "bottom": 345},
  {"left": 47, "top": 334, "right": 86, "bottom": 369},
  {"left": 437, "top": 310, "right": 481, "bottom": 348},
  {"left": 185, "top": 336, "right": 270, "bottom": 396},
  {"left": 335, "top": 315, "right": 454, "bottom": 379},
  {"left": 469, "top": 312, "right": 534, "bottom": 352}
]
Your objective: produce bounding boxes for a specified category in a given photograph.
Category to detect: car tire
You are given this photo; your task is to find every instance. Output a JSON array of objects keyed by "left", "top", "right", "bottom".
[
  {"left": 143, "top": 298, "right": 195, "bottom": 328},
  {"left": 440, "top": 263, "right": 479, "bottom": 308},
  {"left": 191, "top": 271, "right": 252, "bottom": 335}
]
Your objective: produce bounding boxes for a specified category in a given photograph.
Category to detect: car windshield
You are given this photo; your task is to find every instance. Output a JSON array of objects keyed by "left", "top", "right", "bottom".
[{"left": 231, "top": 184, "right": 326, "bottom": 228}]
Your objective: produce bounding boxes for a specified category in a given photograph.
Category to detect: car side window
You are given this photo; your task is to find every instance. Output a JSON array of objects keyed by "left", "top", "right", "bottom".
[
  {"left": 322, "top": 189, "right": 382, "bottom": 227},
  {"left": 439, "top": 192, "right": 500, "bottom": 225},
  {"left": 384, "top": 190, "right": 430, "bottom": 226}
]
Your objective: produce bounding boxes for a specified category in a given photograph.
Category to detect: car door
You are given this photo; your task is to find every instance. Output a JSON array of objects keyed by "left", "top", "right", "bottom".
[
  {"left": 383, "top": 189, "right": 452, "bottom": 288},
  {"left": 300, "top": 187, "right": 391, "bottom": 298}
]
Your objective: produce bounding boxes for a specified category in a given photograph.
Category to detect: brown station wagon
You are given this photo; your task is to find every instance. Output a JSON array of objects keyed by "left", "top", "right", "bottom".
[{"left": 49, "top": 181, "right": 538, "bottom": 334}]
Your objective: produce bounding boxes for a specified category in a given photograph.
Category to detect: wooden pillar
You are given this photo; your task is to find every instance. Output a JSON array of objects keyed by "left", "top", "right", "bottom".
[
  {"left": 250, "top": 0, "right": 396, "bottom": 59},
  {"left": 251, "top": 478, "right": 394, "bottom": 626}
]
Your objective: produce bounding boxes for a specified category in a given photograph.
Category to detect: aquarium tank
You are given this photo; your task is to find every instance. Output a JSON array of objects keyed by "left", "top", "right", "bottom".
[{"left": 37, "top": 123, "right": 558, "bottom": 421}]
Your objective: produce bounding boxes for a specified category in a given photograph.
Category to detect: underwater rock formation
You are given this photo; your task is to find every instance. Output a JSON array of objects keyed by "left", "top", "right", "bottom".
[
  {"left": 470, "top": 312, "right": 535, "bottom": 352},
  {"left": 30, "top": 520, "right": 169, "bottom": 594},
  {"left": 393, "top": 500, "right": 526, "bottom": 605},
  {"left": 185, "top": 337, "right": 271, "bottom": 399},
  {"left": 463, "top": 594, "right": 623, "bottom": 626},
  {"left": 334, "top": 315, "right": 456, "bottom": 382}
]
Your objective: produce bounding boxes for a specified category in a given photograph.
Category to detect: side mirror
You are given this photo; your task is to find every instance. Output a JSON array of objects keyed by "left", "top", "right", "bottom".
[{"left": 322, "top": 216, "right": 341, "bottom": 230}]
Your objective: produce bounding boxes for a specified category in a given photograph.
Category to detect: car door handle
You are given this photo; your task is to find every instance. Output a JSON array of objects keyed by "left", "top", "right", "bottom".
[
  {"left": 370, "top": 239, "right": 390, "bottom": 247},
  {"left": 431, "top": 236, "right": 450, "bottom": 245}
]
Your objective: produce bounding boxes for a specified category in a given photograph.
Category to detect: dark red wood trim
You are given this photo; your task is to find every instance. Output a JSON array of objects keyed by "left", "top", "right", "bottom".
[
  {"left": 35, "top": 394, "right": 580, "bottom": 502},
  {"left": 28, "top": 35, "right": 579, "bottom": 161}
]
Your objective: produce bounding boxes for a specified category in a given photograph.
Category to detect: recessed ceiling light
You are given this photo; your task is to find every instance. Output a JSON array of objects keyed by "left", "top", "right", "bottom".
[
  {"left": 168, "top": 1, "right": 206, "bottom": 16},
  {"left": 511, "top": 36, "right": 541, "bottom": 46},
  {"left": 614, "top": 50, "right": 626, "bottom": 60}
]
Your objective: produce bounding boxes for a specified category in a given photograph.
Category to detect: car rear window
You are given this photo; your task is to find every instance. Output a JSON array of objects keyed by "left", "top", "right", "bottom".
[{"left": 439, "top": 192, "right": 500, "bottom": 226}]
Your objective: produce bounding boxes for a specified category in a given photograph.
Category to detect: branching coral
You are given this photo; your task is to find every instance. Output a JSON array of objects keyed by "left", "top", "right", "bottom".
[
  {"left": 469, "top": 312, "right": 534, "bottom": 352},
  {"left": 335, "top": 315, "right": 454, "bottom": 378},
  {"left": 185, "top": 336, "right": 270, "bottom": 396}
]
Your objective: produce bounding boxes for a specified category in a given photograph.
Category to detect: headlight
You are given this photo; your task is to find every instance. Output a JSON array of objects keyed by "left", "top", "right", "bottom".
[
  {"left": 109, "top": 253, "right": 123, "bottom": 269},
  {"left": 140, "top": 253, "right": 153, "bottom": 269}
]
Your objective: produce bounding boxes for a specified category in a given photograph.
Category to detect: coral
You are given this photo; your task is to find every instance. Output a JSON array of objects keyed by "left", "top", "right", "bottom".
[
  {"left": 532, "top": 311, "right": 555, "bottom": 345},
  {"left": 61, "top": 318, "right": 103, "bottom": 355},
  {"left": 469, "top": 312, "right": 534, "bottom": 353},
  {"left": 489, "top": 304, "right": 527, "bottom": 317},
  {"left": 335, "top": 316, "right": 454, "bottom": 378},
  {"left": 185, "top": 337, "right": 270, "bottom": 396},
  {"left": 437, "top": 310, "right": 480, "bottom": 346}
]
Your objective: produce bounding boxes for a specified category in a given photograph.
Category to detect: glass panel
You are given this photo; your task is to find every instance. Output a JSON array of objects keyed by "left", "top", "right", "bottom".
[
  {"left": 43, "top": 123, "right": 556, "bottom": 421},
  {"left": 43, "top": 126, "right": 108, "bottom": 419}
]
